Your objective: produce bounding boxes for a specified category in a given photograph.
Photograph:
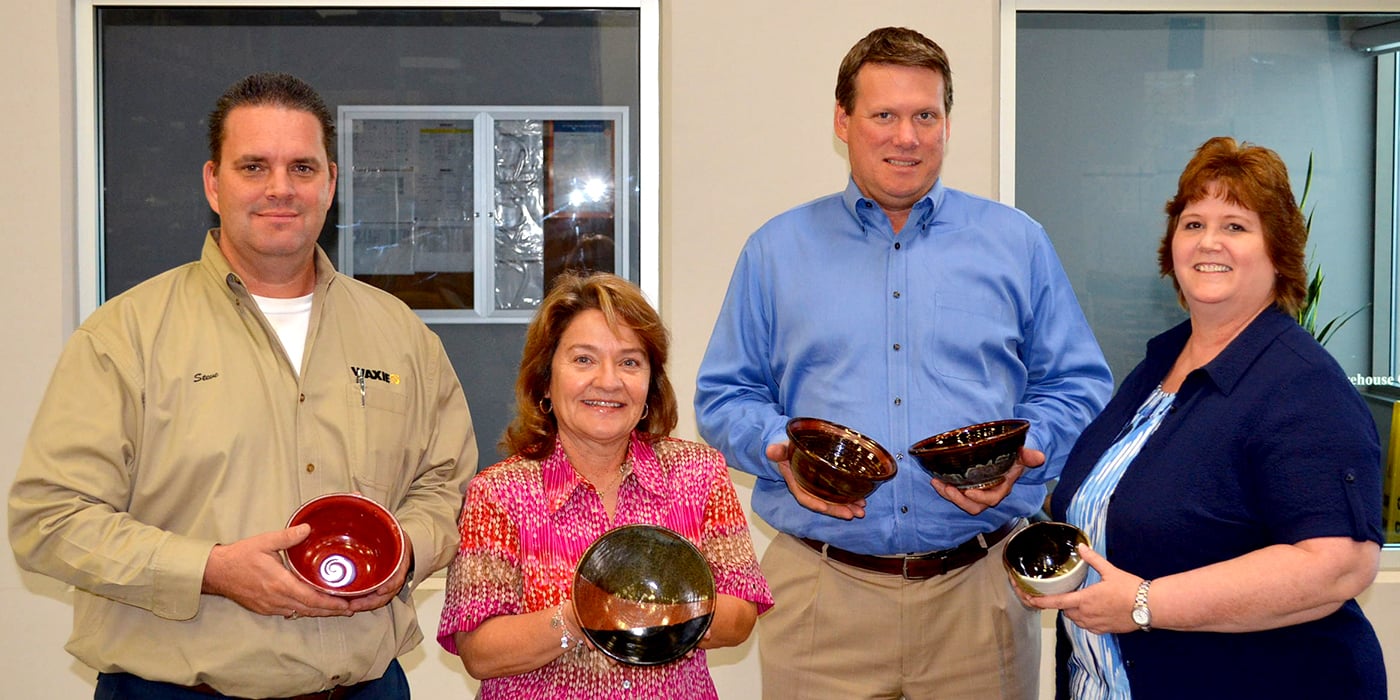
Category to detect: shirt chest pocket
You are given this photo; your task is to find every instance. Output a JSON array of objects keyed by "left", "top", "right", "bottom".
[
  {"left": 347, "top": 380, "right": 412, "bottom": 505},
  {"left": 928, "top": 293, "right": 1017, "bottom": 383}
]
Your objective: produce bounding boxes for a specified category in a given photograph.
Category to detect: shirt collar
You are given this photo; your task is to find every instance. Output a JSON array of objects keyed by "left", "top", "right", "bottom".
[
  {"left": 541, "top": 432, "right": 668, "bottom": 514},
  {"left": 1145, "top": 306, "right": 1296, "bottom": 396},
  {"left": 200, "top": 228, "right": 338, "bottom": 301},
  {"left": 840, "top": 177, "right": 943, "bottom": 237}
]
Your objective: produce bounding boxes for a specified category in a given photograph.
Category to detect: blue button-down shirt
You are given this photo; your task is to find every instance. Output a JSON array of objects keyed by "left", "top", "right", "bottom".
[{"left": 696, "top": 178, "right": 1112, "bottom": 555}]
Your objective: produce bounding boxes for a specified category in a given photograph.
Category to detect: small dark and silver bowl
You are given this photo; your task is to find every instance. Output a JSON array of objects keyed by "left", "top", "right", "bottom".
[
  {"left": 573, "top": 524, "right": 717, "bottom": 666},
  {"left": 1002, "top": 521, "right": 1090, "bottom": 596},
  {"left": 786, "top": 417, "right": 897, "bottom": 504}
]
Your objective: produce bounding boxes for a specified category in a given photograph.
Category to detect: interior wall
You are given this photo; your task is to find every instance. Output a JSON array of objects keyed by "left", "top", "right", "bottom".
[
  {"left": 3, "top": 1, "right": 1396, "bottom": 699},
  {"left": 0, "top": 0, "right": 82, "bottom": 697}
]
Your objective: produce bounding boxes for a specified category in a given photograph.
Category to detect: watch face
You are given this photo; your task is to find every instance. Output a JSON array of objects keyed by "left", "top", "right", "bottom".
[{"left": 1132, "top": 608, "right": 1150, "bottom": 625}]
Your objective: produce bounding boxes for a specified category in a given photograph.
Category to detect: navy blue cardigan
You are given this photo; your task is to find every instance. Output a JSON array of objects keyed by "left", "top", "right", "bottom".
[{"left": 1051, "top": 308, "right": 1385, "bottom": 699}]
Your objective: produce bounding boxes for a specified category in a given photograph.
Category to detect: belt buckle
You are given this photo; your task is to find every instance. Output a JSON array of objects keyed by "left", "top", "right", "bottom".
[{"left": 901, "top": 553, "right": 941, "bottom": 580}]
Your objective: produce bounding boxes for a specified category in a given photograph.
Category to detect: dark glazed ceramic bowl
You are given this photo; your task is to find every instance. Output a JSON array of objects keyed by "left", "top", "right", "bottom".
[
  {"left": 573, "top": 524, "right": 717, "bottom": 666},
  {"left": 909, "top": 419, "right": 1030, "bottom": 489},
  {"left": 284, "top": 493, "right": 405, "bottom": 597},
  {"left": 1002, "top": 521, "right": 1090, "bottom": 596},
  {"left": 785, "top": 417, "right": 897, "bottom": 504}
]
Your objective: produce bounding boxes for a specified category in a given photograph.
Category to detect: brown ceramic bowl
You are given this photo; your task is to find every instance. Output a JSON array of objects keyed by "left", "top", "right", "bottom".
[
  {"left": 909, "top": 419, "right": 1030, "bottom": 489},
  {"left": 785, "top": 417, "right": 897, "bottom": 504},
  {"left": 1002, "top": 521, "right": 1090, "bottom": 596},
  {"left": 573, "top": 524, "right": 716, "bottom": 666},
  {"left": 284, "top": 493, "right": 406, "bottom": 597}
]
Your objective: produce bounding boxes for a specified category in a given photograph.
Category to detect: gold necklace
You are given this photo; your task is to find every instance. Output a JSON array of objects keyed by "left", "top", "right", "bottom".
[{"left": 588, "top": 461, "right": 628, "bottom": 494}]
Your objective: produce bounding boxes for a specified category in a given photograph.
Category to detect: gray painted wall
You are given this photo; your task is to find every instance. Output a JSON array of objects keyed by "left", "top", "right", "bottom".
[{"left": 1017, "top": 12, "right": 1378, "bottom": 384}]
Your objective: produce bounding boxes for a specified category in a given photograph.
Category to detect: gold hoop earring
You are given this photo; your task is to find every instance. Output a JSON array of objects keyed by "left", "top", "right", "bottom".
[{"left": 539, "top": 397, "right": 553, "bottom": 414}]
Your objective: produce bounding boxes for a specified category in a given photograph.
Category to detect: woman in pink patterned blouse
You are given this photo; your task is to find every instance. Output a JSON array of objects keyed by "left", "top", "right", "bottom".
[{"left": 438, "top": 272, "right": 773, "bottom": 699}]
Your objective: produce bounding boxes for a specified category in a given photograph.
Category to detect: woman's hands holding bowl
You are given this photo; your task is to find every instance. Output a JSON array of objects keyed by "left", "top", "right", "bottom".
[{"left": 1014, "top": 543, "right": 1148, "bottom": 635}]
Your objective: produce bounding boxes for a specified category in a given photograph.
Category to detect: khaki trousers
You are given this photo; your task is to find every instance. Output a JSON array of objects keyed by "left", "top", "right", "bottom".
[{"left": 758, "top": 531, "right": 1039, "bottom": 700}]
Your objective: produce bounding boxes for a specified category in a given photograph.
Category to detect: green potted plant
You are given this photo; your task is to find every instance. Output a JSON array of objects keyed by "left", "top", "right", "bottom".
[{"left": 1294, "top": 153, "right": 1367, "bottom": 346}]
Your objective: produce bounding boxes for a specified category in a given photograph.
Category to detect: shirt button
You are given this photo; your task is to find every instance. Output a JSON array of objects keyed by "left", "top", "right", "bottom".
[
  {"left": 305, "top": 464, "right": 315, "bottom": 473},
  {"left": 1346, "top": 472, "right": 1356, "bottom": 483},
  {"left": 299, "top": 393, "right": 306, "bottom": 403},
  {"left": 901, "top": 505, "right": 909, "bottom": 513},
  {"left": 896, "top": 453, "right": 904, "bottom": 461},
  {"left": 894, "top": 397, "right": 902, "bottom": 406},
  {"left": 622, "top": 680, "right": 632, "bottom": 690},
  {"left": 893, "top": 343, "right": 901, "bottom": 351},
  {"left": 894, "top": 242, "right": 902, "bottom": 250},
  {"left": 893, "top": 291, "right": 901, "bottom": 298}
]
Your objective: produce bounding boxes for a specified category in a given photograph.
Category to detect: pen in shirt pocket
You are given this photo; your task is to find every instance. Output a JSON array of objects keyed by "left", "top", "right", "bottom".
[{"left": 358, "top": 374, "right": 366, "bottom": 406}]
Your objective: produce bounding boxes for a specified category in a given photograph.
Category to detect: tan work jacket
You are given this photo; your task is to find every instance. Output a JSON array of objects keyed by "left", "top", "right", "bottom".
[{"left": 9, "top": 231, "right": 478, "bottom": 697}]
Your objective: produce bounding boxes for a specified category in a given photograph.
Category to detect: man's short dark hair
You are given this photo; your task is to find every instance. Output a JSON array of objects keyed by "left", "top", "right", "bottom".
[
  {"left": 835, "top": 27, "right": 953, "bottom": 117},
  {"left": 207, "top": 72, "right": 336, "bottom": 164}
]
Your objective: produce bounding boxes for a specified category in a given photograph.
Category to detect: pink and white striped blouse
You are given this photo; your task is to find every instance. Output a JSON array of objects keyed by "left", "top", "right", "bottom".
[{"left": 437, "top": 433, "right": 773, "bottom": 699}]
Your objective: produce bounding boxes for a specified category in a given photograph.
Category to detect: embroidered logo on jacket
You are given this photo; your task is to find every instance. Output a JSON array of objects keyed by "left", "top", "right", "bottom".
[
  {"left": 351, "top": 366, "right": 401, "bottom": 385},
  {"left": 192, "top": 372, "right": 220, "bottom": 383}
]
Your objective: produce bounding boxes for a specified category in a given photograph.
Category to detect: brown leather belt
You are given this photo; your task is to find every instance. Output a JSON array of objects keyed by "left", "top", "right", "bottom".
[
  {"left": 799, "top": 518, "right": 1020, "bottom": 580},
  {"left": 183, "top": 680, "right": 373, "bottom": 699}
]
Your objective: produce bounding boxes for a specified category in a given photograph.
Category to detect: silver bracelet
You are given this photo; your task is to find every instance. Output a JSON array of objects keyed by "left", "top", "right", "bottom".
[{"left": 550, "top": 603, "right": 575, "bottom": 649}]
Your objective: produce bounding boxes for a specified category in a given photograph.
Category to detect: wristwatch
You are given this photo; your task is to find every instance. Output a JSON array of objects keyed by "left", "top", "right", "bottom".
[{"left": 1131, "top": 579, "right": 1153, "bottom": 632}]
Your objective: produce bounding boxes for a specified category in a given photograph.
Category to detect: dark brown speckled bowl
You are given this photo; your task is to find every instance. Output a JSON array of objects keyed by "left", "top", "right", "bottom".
[
  {"left": 910, "top": 419, "right": 1029, "bottom": 489},
  {"left": 786, "top": 417, "right": 897, "bottom": 504}
]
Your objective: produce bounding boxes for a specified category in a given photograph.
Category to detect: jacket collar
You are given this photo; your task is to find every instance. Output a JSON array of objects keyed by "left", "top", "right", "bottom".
[
  {"left": 1145, "top": 306, "right": 1297, "bottom": 397},
  {"left": 199, "top": 229, "right": 338, "bottom": 301}
]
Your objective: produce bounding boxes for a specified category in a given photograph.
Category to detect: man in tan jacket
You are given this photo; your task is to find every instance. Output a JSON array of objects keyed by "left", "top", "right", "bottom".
[{"left": 9, "top": 72, "right": 477, "bottom": 699}]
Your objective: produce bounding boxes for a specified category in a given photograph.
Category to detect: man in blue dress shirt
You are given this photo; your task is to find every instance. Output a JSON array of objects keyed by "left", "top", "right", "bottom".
[{"left": 695, "top": 27, "right": 1112, "bottom": 699}]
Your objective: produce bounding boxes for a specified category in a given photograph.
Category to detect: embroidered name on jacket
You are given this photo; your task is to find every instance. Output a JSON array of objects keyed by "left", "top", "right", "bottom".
[{"left": 351, "top": 366, "right": 401, "bottom": 385}]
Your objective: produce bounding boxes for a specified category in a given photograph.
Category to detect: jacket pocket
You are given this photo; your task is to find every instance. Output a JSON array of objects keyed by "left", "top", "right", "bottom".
[{"left": 347, "top": 379, "right": 410, "bottom": 506}]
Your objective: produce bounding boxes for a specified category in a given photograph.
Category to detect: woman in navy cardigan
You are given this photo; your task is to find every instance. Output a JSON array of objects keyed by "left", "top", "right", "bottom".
[{"left": 1023, "top": 136, "right": 1385, "bottom": 699}]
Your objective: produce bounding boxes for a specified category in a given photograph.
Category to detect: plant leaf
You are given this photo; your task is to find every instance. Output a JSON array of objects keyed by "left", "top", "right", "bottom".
[{"left": 1316, "top": 303, "right": 1369, "bottom": 347}]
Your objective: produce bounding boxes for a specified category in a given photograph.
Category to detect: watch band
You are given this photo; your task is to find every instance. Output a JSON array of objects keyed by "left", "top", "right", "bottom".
[{"left": 1133, "top": 579, "right": 1153, "bottom": 632}]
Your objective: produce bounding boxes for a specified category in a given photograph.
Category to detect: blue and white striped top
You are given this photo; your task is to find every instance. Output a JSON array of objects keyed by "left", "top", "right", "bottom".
[{"left": 1064, "top": 386, "right": 1175, "bottom": 699}]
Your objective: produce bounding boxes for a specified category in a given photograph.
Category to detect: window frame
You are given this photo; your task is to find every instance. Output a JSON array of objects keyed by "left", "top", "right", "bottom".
[{"left": 338, "top": 105, "right": 631, "bottom": 323}]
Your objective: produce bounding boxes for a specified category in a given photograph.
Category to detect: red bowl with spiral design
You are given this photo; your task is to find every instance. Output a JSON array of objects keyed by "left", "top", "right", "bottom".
[{"left": 283, "top": 493, "right": 405, "bottom": 597}]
